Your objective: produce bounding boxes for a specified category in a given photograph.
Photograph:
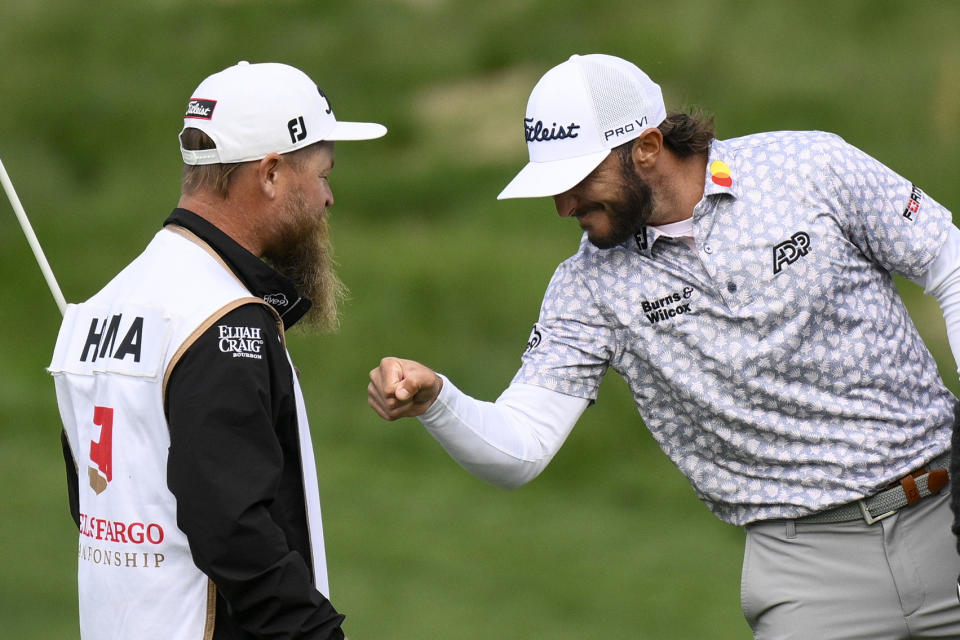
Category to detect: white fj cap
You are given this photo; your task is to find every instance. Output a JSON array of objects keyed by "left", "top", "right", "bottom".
[
  {"left": 180, "top": 61, "right": 387, "bottom": 165},
  {"left": 497, "top": 54, "right": 666, "bottom": 200}
]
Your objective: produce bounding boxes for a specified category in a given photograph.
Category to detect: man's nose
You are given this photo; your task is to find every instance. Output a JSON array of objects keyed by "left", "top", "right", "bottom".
[
  {"left": 324, "top": 184, "right": 335, "bottom": 208},
  {"left": 554, "top": 192, "right": 578, "bottom": 217}
]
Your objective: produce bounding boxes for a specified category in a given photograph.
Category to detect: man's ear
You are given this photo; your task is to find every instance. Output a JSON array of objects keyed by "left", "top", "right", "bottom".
[
  {"left": 631, "top": 128, "right": 663, "bottom": 169},
  {"left": 256, "top": 153, "right": 284, "bottom": 199}
]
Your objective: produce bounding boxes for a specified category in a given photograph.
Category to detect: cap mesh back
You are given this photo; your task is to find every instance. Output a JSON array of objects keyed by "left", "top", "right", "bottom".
[{"left": 581, "top": 59, "right": 648, "bottom": 134}]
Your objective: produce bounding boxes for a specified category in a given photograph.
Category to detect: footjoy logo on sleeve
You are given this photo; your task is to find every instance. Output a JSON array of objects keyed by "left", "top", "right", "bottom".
[
  {"left": 184, "top": 99, "right": 217, "bottom": 120},
  {"left": 218, "top": 325, "right": 264, "bottom": 359}
]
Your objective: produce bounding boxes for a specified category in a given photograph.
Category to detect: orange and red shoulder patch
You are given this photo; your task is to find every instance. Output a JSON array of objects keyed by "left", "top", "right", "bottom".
[{"left": 710, "top": 160, "right": 732, "bottom": 187}]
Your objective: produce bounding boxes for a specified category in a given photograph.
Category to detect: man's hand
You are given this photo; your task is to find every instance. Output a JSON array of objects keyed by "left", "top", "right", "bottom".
[{"left": 368, "top": 357, "right": 443, "bottom": 420}]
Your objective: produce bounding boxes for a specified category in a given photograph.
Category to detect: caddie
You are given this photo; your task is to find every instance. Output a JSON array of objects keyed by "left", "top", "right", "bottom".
[
  {"left": 50, "top": 61, "right": 385, "bottom": 639},
  {"left": 368, "top": 53, "right": 960, "bottom": 638}
]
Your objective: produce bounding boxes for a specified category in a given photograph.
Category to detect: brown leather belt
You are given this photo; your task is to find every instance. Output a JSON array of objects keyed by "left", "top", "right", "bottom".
[{"left": 797, "top": 451, "right": 951, "bottom": 525}]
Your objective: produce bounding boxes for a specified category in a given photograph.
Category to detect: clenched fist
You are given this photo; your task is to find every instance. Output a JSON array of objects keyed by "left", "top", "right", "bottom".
[{"left": 367, "top": 357, "right": 443, "bottom": 420}]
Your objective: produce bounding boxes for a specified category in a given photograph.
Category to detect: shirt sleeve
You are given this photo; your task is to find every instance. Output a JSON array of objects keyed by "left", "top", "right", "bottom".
[
  {"left": 511, "top": 255, "right": 618, "bottom": 399},
  {"left": 911, "top": 224, "right": 960, "bottom": 375},
  {"left": 165, "top": 303, "right": 344, "bottom": 639},
  {"left": 418, "top": 375, "right": 590, "bottom": 489},
  {"left": 820, "top": 133, "right": 951, "bottom": 279}
]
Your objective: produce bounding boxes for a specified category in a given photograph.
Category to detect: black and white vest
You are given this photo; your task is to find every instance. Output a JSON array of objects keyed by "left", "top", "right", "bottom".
[{"left": 49, "top": 226, "right": 329, "bottom": 640}]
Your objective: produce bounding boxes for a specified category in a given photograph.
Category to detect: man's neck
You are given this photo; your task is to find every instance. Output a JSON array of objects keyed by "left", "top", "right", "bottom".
[
  {"left": 177, "top": 193, "right": 264, "bottom": 257},
  {"left": 649, "top": 152, "right": 708, "bottom": 225}
]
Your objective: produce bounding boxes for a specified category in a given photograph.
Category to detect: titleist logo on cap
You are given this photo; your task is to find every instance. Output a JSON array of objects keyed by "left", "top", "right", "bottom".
[
  {"left": 185, "top": 99, "right": 217, "bottom": 120},
  {"left": 524, "top": 118, "right": 580, "bottom": 142}
]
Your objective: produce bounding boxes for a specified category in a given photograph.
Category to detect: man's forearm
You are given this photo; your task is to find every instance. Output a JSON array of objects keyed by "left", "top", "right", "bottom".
[{"left": 418, "top": 376, "right": 589, "bottom": 488}]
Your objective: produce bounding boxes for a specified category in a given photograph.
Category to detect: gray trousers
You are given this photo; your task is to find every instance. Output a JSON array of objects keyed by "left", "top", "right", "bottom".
[{"left": 742, "top": 491, "right": 960, "bottom": 639}]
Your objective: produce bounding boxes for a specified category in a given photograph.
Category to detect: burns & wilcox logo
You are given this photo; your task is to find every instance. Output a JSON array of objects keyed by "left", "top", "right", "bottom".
[
  {"left": 642, "top": 287, "right": 694, "bottom": 324},
  {"left": 773, "top": 231, "right": 811, "bottom": 274}
]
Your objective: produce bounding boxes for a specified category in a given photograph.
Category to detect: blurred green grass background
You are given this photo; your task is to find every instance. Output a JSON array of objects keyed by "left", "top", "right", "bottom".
[{"left": 2, "top": 1, "right": 959, "bottom": 638}]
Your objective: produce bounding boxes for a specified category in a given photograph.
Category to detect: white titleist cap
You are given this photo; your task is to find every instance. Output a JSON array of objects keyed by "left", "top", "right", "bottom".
[
  {"left": 180, "top": 61, "right": 387, "bottom": 165},
  {"left": 498, "top": 54, "right": 666, "bottom": 200}
]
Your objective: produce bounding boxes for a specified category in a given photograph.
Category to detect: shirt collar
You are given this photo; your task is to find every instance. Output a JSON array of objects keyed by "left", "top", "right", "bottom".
[
  {"left": 634, "top": 218, "right": 697, "bottom": 255},
  {"left": 633, "top": 140, "right": 738, "bottom": 256},
  {"left": 702, "top": 139, "right": 739, "bottom": 199},
  {"left": 163, "top": 208, "right": 312, "bottom": 329}
]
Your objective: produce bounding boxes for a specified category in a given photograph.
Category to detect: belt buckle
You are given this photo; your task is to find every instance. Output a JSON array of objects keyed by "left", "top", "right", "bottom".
[{"left": 858, "top": 499, "right": 895, "bottom": 525}]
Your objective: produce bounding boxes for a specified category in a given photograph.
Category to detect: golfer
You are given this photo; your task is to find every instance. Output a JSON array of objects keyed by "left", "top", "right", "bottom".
[
  {"left": 50, "top": 61, "right": 385, "bottom": 639},
  {"left": 368, "top": 53, "right": 960, "bottom": 638}
]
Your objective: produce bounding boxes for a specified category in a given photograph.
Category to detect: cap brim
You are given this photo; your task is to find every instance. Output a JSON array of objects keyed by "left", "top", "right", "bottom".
[
  {"left": 326, "top": 121, "right": 387, "bottom": 141},
  {"left": 496, "top": 149, "right": 610, "bottom": 200}
]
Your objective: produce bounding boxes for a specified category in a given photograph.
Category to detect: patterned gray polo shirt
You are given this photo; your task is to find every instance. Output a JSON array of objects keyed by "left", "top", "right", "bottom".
[{"left": 514, "top": 130, "right": 956, "bottom": 525}]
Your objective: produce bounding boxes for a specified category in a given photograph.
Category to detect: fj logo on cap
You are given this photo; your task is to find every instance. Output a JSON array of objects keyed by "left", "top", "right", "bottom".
[
  {"left": 288, "top": 116, "right": 307, "bottom": 144},
  {"left": 185, "top": 99, "right": 217, "bottom": 120},
  {"left": 525, "top": 118, "right": 580, "bottom": 142}
]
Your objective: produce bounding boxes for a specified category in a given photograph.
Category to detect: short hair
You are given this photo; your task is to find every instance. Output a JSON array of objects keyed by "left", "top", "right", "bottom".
[
  {"left": 657, "top": 110, "right": 716, "bottom": 157},
  {"left": 612, "top": 110, "right": 715, "bottom": 167},
  {"left": 179, "top": 128, "right": 331, "bottom": 198}
]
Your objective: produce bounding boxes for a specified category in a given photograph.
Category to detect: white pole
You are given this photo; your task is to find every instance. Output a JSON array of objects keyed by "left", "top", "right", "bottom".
[{"left": 0, "top": 156, "right": 67, "bottom": 316}]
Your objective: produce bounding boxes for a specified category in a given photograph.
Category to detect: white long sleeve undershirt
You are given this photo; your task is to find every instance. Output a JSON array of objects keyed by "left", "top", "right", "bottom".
[
  {"left": 419, "top": 225, "right": 960, "bottom": 489},
  {"left": 418, "top": 377, "right": 589, "bottom": 489},
  {"left": 910, "top": 225, "right": 960, "bottom": 369}
]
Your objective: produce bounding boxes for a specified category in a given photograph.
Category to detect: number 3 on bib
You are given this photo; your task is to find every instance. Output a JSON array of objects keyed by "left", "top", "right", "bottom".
[{"left": 88, "top": 406, "right": 114, "bottom": 495}]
